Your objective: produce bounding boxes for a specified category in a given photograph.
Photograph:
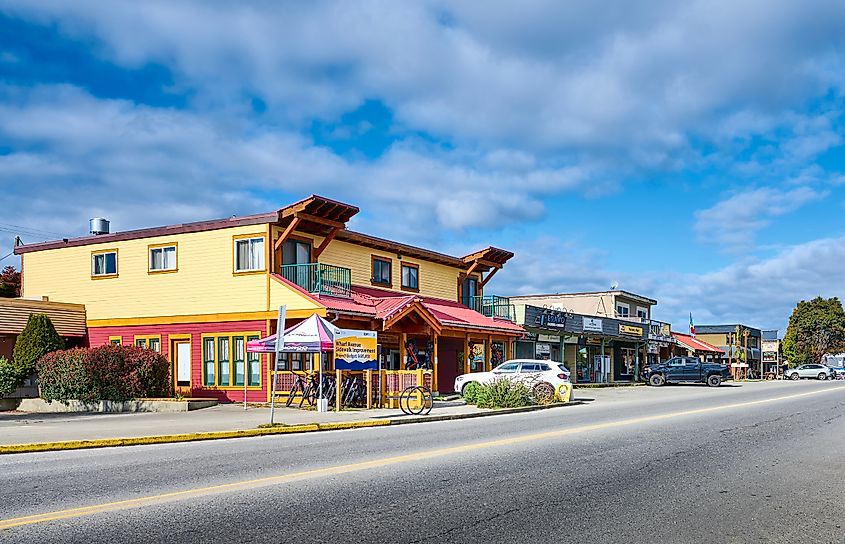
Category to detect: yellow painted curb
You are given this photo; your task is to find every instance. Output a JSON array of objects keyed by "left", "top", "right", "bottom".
[{"left": 0, "top": 420, "right": 392, "bottom": 455}]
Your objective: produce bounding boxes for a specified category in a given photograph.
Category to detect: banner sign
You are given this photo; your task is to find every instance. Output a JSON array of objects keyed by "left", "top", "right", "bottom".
[
  {"left": 334, "top": 329, "right": 378, "bottom": 370},
  {"left": 538, "top": 333, "right": 560, "bottom": 343},
  {"left": 583, "top": 318, "right": 603, "bottom": 332},
  {"left": 619, "top": 324, "right": 644, "bottom": 337}
]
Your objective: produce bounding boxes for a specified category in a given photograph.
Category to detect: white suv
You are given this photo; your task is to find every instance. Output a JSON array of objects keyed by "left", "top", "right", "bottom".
[{"left": 454, "top": 359, "right": 571, "bottom": 396}]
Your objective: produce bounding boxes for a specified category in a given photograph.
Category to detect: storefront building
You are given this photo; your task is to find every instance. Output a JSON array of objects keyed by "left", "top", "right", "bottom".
[
  {"left": 515, "top": 304, "right": 650, "bottom": 383},
  {"left": 671, "top": 331, "right": 724, "bottom": 362},
  {"left": 696, "top": 324, "right": 763, "bottom": 375},
  {"left": 15, "top": 195, "right": 522, "bottom": 401}
]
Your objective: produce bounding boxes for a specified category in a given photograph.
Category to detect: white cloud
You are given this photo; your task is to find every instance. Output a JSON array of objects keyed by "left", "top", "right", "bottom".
[{"left": 693, "top": 186, "right": 826, "bottom": 252}]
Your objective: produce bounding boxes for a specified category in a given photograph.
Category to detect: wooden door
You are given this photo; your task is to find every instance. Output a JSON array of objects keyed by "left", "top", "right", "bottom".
[{"left": 172, "top": 340, "right": 192, "bottom": 397}]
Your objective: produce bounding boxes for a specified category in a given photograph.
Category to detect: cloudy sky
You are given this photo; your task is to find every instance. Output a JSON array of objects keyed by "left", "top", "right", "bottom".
[{"left": 1, "top": 0, "right": 844, "bottom": 332}]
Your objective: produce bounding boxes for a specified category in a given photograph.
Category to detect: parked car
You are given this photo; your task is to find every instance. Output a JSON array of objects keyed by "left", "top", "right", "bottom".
[
  {"left": 784, "top": 364, "right": 836, "bottom": 380},
  {"left": 642, "top": 356, "right": 731, "bottom": 387},
  {"left": 454, "top": 359, "right": 570, "bottom": 397},
  {"left": 826, "top": 366, "right": 845, "bottom": 379}
]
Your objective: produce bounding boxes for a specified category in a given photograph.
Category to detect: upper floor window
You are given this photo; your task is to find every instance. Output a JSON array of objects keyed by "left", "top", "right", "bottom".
[
  {"left": 149, "top": 244, "right": 177, "bottom": 272},
  {"left": 282, "top": 239, "right": 311, "bottom": 265},
  {"left": 461, "top": 276, "right": 478, "bottom": 307},
  {"left": 92, "top": 250, "right": 118, "bottom": 278},
  {"left": 401, "top": 263, "right": 419, "bottom": 291},
  {"left": 616, "top": 303, "right": 630, "bottom": 317},
  {"left": 636, "top": 307, "right": 648, "bottom": 320},
  {"left": 234, "top": 236, "right": 265, "bottom": 272},
  {"left": 372, "top": 257, "right": 392, "bottom": 286}
]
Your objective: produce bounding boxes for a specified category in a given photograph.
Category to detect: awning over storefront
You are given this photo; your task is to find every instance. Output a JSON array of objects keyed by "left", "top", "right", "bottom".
[
  {"left": 0, "top": 298, "right": 87, "bottom": 337},
  {"left": 672, "top": 332, "right": 724, "bottom": 354}
]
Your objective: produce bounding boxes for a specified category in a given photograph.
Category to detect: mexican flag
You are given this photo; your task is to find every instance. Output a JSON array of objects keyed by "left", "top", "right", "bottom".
[{"left": 689, "top": 313, "right": 695, "bottom": 337}]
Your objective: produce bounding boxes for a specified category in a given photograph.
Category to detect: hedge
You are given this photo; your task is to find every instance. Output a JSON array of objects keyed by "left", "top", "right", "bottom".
[
  {"left": 9, "top": 313, "right": 64, "bottom": 392},
  {"left": 0, "top": 358, "right": 18, "bottom": 397},
  {"left": 37, "top": 345, "right": 170, "bottom": 403}
]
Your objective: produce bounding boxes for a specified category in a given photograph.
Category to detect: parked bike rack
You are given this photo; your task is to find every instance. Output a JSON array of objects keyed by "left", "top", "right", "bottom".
[{"left": 399, "top": 385, "right": 433, "bottom": 416}]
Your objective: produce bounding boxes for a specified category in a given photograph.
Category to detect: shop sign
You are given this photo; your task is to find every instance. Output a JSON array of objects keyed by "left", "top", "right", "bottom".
[
  {"left": 538, "top": 333, "right": 560, "bottom": 343},
  {"left": 377, "top": 333, "right": 400, "bottom": 345},
  {"left": 583, "top": 318, "right": 603, "bottom": 332},
  {"left": 762, "top": 351, "right": 778, "bottom": 363},
  {"left": 585, "top": 337, "right": 602, "bottom": 346},
  {"left": 762, "top": 340, "right": 779, "bottom": 353},
  {"left": 522, "top": 332, "right": 539, "bottom": 341},
  {"left": 334, "top": 330, "right": 378, "bottom": 370},
  {"left": 619, "top": 324, "right": 644, "bottom": 337},
  {"left": 535, "top": 343, "right": 551, "bottom": 356}
]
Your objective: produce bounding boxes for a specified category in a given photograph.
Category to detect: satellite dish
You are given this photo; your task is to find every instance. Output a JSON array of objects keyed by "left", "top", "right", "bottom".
[{"left": 610, "top": 281, "right": 619, "bottom": 290}]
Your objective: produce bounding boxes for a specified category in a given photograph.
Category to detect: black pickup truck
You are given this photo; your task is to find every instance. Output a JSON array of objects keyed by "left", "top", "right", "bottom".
[{"left": 642, "top": 356, "right": 731, "bottom": 387}]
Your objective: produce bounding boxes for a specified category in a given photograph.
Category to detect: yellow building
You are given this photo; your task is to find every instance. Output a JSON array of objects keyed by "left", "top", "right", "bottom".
[{"left": 16, "top": 195, "right": 522, "bottom": 400}]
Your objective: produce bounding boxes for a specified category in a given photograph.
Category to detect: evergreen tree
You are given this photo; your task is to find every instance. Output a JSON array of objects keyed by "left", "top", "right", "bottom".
[
  {"left": 12, "top": 313, "right": 65, "bottom": 380},
  {"left": 782, "top": 297, "right": 845, "bottom": 366}
]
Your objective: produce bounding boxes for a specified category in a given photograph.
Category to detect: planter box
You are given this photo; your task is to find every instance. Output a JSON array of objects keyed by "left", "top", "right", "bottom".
[{"left": 6, "top": 398, "right": 218, "bottom": 413}]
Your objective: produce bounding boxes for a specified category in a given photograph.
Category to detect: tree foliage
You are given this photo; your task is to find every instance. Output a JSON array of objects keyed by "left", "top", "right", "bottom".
[
  {"left": 0, "top": 266, "right": 20, "bottom": 298},
  {"left": 782, "top": 297, "right": 845, "bottom": 366},
  {"left": 12, "top": 313, "right": 65, "bottom": 380}
]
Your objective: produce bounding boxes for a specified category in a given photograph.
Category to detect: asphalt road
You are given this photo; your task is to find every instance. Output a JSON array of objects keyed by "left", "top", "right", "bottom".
[{"left": 1, "top": 381, "right": 844, "bottom": 543}]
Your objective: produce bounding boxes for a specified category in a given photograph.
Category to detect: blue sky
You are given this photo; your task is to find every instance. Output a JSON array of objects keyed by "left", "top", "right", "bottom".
[{"left": 2, "top": 1, "right": 845, "bottom": 332}]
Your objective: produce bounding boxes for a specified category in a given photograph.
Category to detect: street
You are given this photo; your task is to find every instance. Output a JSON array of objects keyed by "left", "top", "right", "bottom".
[{"left": 1, "top": 381, "right": 844, "bottom": 543}]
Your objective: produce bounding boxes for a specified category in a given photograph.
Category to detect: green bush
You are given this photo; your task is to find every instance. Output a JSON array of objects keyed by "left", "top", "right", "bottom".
[
  {"left": 475, "top": 378, "right": 533, "bottom": 409},
  {"left": 0, "top": 358, "right": 19, "bottom": 397},
  {"left": 37, "top": 345, "right": 170, "bottom": 403},
  {"left": 462, "top": 381, "right": 481, "bottom": 404},
  {"left": 12, "top": 313, "right": 64, "bottom": 380}
]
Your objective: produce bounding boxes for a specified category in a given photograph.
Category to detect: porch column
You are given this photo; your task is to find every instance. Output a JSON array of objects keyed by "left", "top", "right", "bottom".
[
  {"left": 432, "top": 333, "right": 439, "bottom": 392},
  {"left": 401, "top": 332, "right": 407, "bottom": 370},
  {"left": 463, "top": 335, "right": 470, "bottom": 374},
  {"left": 506, "top": 338, "right": 513, "bottom": 360},
  {"left": 485, "top": 335, "right": 492, "bottom": 371}
]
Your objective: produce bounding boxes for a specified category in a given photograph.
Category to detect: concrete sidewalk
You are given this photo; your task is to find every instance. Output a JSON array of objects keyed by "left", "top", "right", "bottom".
[{"left": 0, "top": 400, "right": 570, "bottom": 447}]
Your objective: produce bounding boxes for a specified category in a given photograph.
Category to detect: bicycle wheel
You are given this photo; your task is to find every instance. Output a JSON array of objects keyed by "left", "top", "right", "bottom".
[{"left": 285, "top": 381, "right": 301, "bottom": 407}]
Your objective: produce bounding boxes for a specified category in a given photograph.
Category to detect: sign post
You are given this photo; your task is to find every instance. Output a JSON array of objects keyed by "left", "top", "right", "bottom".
[{"left": 270, "top": 305, "right": 286, "bottom": 425}]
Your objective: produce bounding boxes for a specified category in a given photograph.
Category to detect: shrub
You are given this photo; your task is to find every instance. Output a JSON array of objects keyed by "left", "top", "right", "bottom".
[
  {"left": 462, "top": 381, "right": 481, "bottom": 405},
  {"left": 37, "top": 345, "right": 170, "bottom": 403},
  {"left": 0, "top": 358, "right": 19, "bottom": 397},
  {"left": 475, "top": 378, "right": 533, "bottom": 409},
  {"left": 13, "top": 313, "right": 64, "bottom": 380}
]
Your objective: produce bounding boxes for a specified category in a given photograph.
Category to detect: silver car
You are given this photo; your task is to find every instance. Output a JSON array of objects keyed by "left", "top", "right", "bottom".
[{"left": 784, "top": 364, "right": 835, "bottom": 380}]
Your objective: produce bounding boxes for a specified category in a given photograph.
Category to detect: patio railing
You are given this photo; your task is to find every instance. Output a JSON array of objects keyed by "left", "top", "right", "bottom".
[
  {"left": 466, "top": 295, "right": 515, "bottom": 321},
  {"left": 279, "top": 263, "right": 352, "bottom": 298}
]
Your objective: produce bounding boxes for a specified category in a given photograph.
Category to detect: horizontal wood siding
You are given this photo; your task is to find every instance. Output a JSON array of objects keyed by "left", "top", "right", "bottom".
[
  {"left": 275, "top": 228, "right": 464, "bottom": 301},
  {"left": 90, "top": 320, "right": 270, "bottom": 403},
  {"left": 0, "top": 300, "right": 87, "bottom": 336},
  {"left": 22, "top": 224, "right": 270, "bottom": 321}
]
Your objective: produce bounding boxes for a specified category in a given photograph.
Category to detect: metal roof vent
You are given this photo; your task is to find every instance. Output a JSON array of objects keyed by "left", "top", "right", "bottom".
[{"left": 89, "top": 218, "right": 110, "bottom": 235}]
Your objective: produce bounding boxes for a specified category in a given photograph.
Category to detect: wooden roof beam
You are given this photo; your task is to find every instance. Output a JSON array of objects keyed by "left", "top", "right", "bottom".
[
  {"left": 294, "top": 212, "right": 345, "bottom": 229},
  {"left": 313, "top": 226, "right": 340, "bottom": 259},
  {"left": 274, "top": 217, "right": 301, "bottom": 250},
  {"left": 479, "top": 266, "right": 500, "bottom": 288}
]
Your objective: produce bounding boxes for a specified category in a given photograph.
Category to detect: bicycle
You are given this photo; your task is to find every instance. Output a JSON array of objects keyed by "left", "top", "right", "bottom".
[{"left": 285, "top": 372, "right": 309, "bottom": 408}]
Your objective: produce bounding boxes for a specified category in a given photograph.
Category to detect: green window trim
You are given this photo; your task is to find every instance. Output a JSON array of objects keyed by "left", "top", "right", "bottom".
[
  {"left": 203, "top": 338, "right": 215, "bottom": 386},
  {"left": 247, "top": 335, "right": 260, "bottom": 386},
  {"left": 218, "top": 337, "right": 230, "bottom": 386}
]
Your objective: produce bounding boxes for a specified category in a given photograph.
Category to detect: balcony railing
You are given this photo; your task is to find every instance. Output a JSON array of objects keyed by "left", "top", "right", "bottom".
[
  {"left": 279, "top": 263, "right": 352, "bottom": 299},
  {"left": 467, "top": 295, "right": 515, "bottom": 321}
]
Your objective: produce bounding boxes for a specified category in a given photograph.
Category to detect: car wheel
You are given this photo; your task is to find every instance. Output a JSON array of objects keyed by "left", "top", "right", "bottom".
[
  {"left": 649, "top": 374, "right": 665, "bottom": 387},
  {"left": 532, "top": 382, "right": 555, "bottom": 404},
  {"left": 817, "top": 373, "right": 827, "bottom": 380},
  {"left": 706, "top": 374, "right": 722, "bottom": 387},
  {"left": 790, "top": 373, "right": 800, "bottom": 380}
]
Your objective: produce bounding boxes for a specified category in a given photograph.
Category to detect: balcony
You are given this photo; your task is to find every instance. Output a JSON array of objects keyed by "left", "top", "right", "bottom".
[
  {"left": 279, "top": 263, "right": 352, "bottom": 299},
  {"left": 467, "top": 295, "right": 515, "bottom": 321}
]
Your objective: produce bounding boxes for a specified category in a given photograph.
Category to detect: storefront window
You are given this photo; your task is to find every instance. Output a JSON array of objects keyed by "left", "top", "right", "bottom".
[
  {"left": 619, "top": 347, "right": 636, "bottom": 377},
  {"left": 469, "top": 341, "right": 485, "bottom": 372},
  {"left": 490, "top": 341, "right": 505, "bottom": 367}
]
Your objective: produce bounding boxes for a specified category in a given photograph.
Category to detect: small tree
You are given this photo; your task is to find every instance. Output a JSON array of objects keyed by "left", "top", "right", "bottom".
[
  {"left": 0, "top": 266, "right": 20, "bottom": 298},
  {"left": 12, "top": 313, "right": 65, "bottom": 381},
  {"left": 783, "top": 297, "right": 845, "bottom": 366}
]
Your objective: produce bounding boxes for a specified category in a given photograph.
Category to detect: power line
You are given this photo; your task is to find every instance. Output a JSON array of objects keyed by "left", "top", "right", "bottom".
[{"left": 0, "top": 223, "right": 65, "bottom": 238}]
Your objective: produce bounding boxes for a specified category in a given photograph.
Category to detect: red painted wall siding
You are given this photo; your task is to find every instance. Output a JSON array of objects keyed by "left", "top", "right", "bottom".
[{"left": 89, "top": 320, "right": 269, "bottom": 403}]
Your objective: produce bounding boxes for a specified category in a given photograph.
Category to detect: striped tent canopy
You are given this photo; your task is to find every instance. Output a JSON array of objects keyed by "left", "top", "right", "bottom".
[{"left": 246, "top": 313, "right": 337, "bottom": 353}]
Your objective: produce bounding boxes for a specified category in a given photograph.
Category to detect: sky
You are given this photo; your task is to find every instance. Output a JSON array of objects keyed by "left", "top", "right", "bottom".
[{"left": 1, "top": 0, "right": 845, "bottom": 333}]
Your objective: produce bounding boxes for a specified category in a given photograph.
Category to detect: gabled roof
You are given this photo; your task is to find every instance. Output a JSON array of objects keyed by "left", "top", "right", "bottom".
[{"left": 319, "top": 285, "right": 524, "bottom": 336}]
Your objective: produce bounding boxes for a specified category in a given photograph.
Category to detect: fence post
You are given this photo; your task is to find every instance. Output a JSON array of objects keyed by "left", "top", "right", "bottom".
[
  {"left": 366, "top": 369, "right": 372, "bottom": 409},
  {"left": 335, "top": 369, "right": 342, "bottom": 412}
]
